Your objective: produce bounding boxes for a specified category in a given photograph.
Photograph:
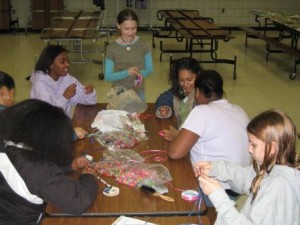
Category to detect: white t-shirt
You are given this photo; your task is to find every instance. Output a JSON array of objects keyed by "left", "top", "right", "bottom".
[{"left": 182, "top": 99, "right": 251, "bottom": 167}]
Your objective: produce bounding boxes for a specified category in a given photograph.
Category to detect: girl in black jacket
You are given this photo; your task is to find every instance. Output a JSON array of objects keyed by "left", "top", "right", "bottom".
[{"left": 0, "top": 99, "right": 98, "bottom": 225}]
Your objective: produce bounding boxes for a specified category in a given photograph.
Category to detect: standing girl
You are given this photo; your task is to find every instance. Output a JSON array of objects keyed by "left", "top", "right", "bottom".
[
  {"left": 104, "top": 8, "right": 154, "bottom": 101},
  {"left": 195, "top": 109, "right": 300, "bottom": 225}
]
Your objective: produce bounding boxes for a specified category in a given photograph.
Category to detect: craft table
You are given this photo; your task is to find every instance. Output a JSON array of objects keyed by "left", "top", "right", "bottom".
[
  {"left": 153, "top": 9, "right": 237, "bottom": 79},
  {"left": 42, "top": 215, "right": 212, "bottom": 225},
  {"left": 43, "top": 103, "right": 208, "bottom": 224}
]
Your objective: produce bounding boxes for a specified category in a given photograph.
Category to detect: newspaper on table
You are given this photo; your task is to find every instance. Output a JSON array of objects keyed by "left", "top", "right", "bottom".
[{"left": 112, "top": 215, "right": 157, "bottom": 225}]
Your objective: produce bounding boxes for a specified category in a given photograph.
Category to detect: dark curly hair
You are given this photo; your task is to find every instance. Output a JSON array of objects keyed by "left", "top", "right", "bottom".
[
  {"left": 169, "top": 57, "right": 203, "bottom": 99},
  {"left": 0, "top": 99, "right": 74, "bottom": 166}
]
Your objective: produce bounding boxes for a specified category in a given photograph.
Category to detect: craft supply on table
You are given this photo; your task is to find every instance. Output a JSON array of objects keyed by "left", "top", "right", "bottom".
[
  {"left": 96, "top": 176, "right": 120, "bottom": 197},
  {"left": 93, "top": 148, "right": 145, "bottom": 177},
  {"left": 106, "top": 86, "right": 148, "bottom": 113},
  {"left": 153, "top": 184, "right": 168, "bottom": 194},
  {"left": 83, "top": 154, "right": 93, "bottom": 163},
  {"left": 86, "top": 129, "right": 101, "bottom": 137},
  {"left": 140, "top": 185, "right": 174, "bottom": 202},
  {"left": 103, "top": 186, "right": 120, "bottom": 197},
  {"left": 137, "top": 113, "right": 154, "bottom": 119},
  {"left": 116, "top": 163, "right": 172, "bottom": 187},
  {"left": 91, "top": 109, "right": 147, "bottom": 149},
  {"left": 137, "top": 180, "right": 168, "bottom": 194},
  {"left": 139, "top": 149, "right": 168, "bottom": 162},
  {"left": 181, "top": 190, "right": 199, "bottom": 201}
]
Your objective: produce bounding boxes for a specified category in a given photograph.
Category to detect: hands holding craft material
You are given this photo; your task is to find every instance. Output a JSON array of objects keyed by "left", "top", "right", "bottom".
[
  {"left": 75, "top": 154, "right": 120, "bottom": 197},
  {"left": 63, "top": 83, "right": 77, "bottom": 99},
  {"left": 63, "top": 83, "right": 95, "bottom": 99},
  {"left": 159, "top": 125, "right": 179, "bottom": 141},
  {"left": 84, "top": 84, "right": 94, "bottom": 94},
  {"left": 128, "top": 67, "right": 140, "bottom": 76},
  {"left": 128, "top": 67, "right": 142, "bottom": 86},
  {"left": 71, "top": 156, "right": 98, "bottom": 177},
  {"left": 74, "top": 127, "right": 88, "bottom": 139},
  {"left": 194, "top": 161, "right": 222, "bottom": 196},
  {"left": 72, "top": 156, "right": 91, "bottom": 170}
]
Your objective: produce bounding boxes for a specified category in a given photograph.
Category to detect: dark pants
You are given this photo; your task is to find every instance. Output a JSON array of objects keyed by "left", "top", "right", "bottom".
[{"left": 203, "top": 189, "right": 240, "bottom": 207}]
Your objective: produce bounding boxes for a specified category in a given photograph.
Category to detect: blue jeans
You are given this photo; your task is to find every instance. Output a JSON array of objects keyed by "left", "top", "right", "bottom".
[{"left": 136, "top": 90, "right": 145, "bottom": 102}]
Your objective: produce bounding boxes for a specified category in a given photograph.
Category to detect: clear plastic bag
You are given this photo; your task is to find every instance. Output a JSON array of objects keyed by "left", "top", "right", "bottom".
[
  {"left": 95, "top": 130, "right": 145, "bottom": 149},
  {"left": 91, "top": 110, "right": 128, "bottom": 133},
  {"left": 106, "top": 86, "right": 148, "bottom": 113},
  {"left": 93, "top": 160, "right": 133, "bottom": 177},
  {"left": 93, "top": 149, "right": 144, "bottom": 177},
  {"left": 103, "top": 148, "right": 144, "bottom": 163},
  {"left": 116, "top": 163, "right": 172, "bottom": 187},
  {"left": 92, "top": 111, "right": 147, "bottom": 149},
  {"left": 93, "top": 149, "right": 172, "bottom": 187}
]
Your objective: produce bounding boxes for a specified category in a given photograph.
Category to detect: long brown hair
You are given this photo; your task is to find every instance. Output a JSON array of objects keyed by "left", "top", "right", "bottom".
[{"left": 247, "top": 109, "right": 299, "bottom": 203}]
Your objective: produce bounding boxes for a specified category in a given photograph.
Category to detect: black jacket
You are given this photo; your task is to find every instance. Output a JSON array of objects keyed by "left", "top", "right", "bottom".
[{"left": 0, "top": 148, "right": 98, "bottom": 225}]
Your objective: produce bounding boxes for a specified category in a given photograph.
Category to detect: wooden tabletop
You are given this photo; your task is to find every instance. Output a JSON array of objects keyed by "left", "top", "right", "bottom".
[
  {"left": 45, "top": 103, "right": 206, "bottom": 221},
  {"left": 156, "top": 9, "right": 232, "bottom": 40},
  {"left": 42, "top": 215, "right": 212, "bottom": 225},
  {"left": 157, "top": 9, "right": 200, "bottom": 21},
  {"left": 40, "top": 10, "right": 101, "bottom": 40}
]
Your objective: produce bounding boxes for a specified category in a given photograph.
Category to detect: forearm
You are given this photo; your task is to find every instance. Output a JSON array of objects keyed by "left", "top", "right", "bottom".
[
  {"left": 45, "top": 174, "right": 98, "bottom": 215},
  {"left": 140, "top": 52, "right": 154, "bottom": 78},
  {"left": 104, "top": 58, "right": 128, "bottom": 81},
  {"left": 210, "top": 161, "right": 254, "bottom": 194},
  {"left": 72, "top": 89, "right": 97, "bottom": 105},
  {"left": 168, "top": 128, "right": 198, "bottom": 159},
  {"left": 209, "top": 188, "right": 251, "bottom": 225}
]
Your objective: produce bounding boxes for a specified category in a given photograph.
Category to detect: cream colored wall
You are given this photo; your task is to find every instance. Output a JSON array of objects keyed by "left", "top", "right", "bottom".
[{"left": 10, "top": 0, "right": 300, "bottom": 28}]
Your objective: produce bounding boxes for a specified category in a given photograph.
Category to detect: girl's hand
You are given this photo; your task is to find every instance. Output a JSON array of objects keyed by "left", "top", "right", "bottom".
[
  {"left": 159, "top": 106, "right": 171, "bottom": 118},
  {"left": 162, "top": 125, "right": 179, "bottom": 142},
  {"left": 194, "top": 161, "right": 212, "bottom": 177},
  {"left": 71, "top": 156, "right": 91, "bottom": 170},
  {"left": 198, "top": 175, "right": 222, "bottom": 196},
  {"left": 84, "top": 84, "right": 94, "bottom": 94},
  {"left": 74, "top": 127, "right": 87, "bottom": 139},
  {"left": 128, "top": 67, "right": 140, "bottom": 76},
  {"left": 82, "top": 166, "right": 98, "bottom": 177},
  {"left": 63, "top": 83, "right": 77, "bottom": 99}
]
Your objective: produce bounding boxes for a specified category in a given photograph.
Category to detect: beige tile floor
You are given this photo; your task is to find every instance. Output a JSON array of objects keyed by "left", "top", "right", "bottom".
[{"left": 0, "top": 29, "right": 299, "bottom": 209}]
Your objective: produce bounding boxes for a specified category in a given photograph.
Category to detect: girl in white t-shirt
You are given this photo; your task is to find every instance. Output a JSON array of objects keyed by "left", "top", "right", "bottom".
[{"left": 168, "top": 70, "right": 251, "bottom": 206}]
